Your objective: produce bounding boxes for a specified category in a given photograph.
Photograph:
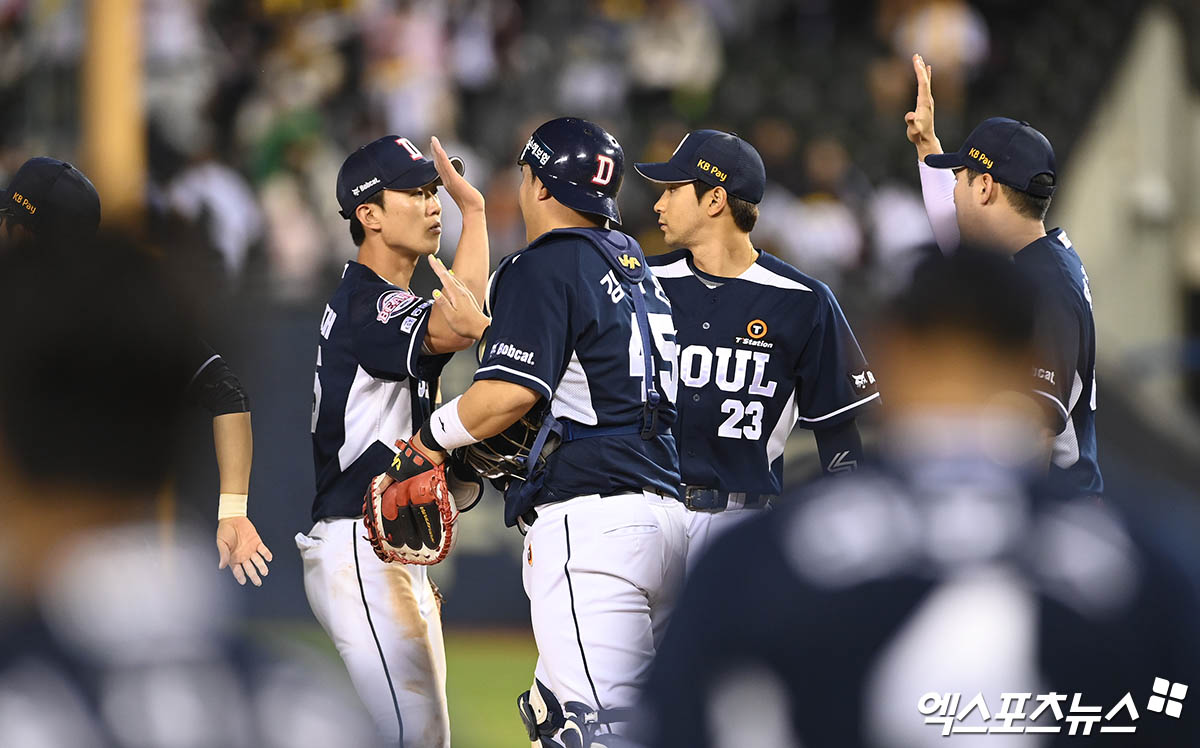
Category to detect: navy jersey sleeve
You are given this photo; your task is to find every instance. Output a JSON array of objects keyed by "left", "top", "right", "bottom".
[
  {"left": 1030, "top": 293, "right": 1079, "bottom": 433},
  {"left": 349, "top": 286, "right": 446, "bottom": 382},
  {"left": 794, "top": 290, "right": 877, "bottom": 428},
  {"left": 473, "top": 252, "right": 572, "bottom": 399}
]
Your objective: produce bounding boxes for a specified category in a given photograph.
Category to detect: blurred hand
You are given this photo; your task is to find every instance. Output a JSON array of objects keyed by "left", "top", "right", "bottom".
[
  {"left": 905, "top": 53, "right": 943, "bottom": 160},
  {"left": 429, "top": 254, "right": 489, "bottom": 341},
  {"left": 217, "top": 516, "right": 273, "bottom": 587},
  {"left": 431, "top": 136, "right": 484, "bottom": 213}
]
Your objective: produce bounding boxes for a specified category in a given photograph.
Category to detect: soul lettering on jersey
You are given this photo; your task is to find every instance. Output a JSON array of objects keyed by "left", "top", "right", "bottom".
[{"left": 679, "top": 344, "right": 776, "bottom": 397}]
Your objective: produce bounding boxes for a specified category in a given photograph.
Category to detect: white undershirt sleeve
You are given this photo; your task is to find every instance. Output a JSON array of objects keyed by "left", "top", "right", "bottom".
[{"left": 918, "top": 160, "right": 960, "bottom": 254}]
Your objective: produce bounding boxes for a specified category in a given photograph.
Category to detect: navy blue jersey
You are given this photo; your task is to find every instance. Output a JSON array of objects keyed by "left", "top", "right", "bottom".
[
  {"left": 648, "top": 249, "right": 878, "bottom": 495},
  {"left": 1015, "top": 229, "right": 1103, "bottom": 497},
  {"left": 476, "top": 228, "right": 681, "bottom": 509},
  {"left": 310, "top": 261, "right": 451, "bottom": 522},
  {"left": 639, "top": 456, "right": 1200, "bottom": 747}
]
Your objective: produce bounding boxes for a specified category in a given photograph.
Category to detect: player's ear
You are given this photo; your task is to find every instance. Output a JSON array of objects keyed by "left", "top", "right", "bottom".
[
  {"left": 978, "top": 173, "right": 997, "bottom": 206},
  {"left": 534, "top": 175, "right": 552, "bottom": 202},
  {"left": 356, "top": 200, "right": 383, "bottom": 231},
  {"left": 706, "top": 186, "right": 728, "bottom": 218}
]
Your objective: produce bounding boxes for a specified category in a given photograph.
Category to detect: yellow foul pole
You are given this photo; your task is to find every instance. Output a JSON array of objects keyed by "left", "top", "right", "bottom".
[{"left": 82, "top": 0, "right": 145, "bottom": 229}]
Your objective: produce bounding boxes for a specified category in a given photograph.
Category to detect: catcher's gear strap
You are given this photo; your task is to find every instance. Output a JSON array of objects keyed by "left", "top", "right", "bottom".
[
  {"left": 509, "top": 227, "right": 664, "bottom": 440},
  {"left": 421, "top": 395, "right": 476, "bottom": 452},
  {"left": 518, "top": 678, "right": 565, "bottom": 741},
  {"left": 533, "top": 228, "right": 662, "bottom": 440}
]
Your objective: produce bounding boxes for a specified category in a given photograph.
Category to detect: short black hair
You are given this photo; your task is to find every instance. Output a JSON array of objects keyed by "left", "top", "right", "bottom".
[
  {"left": 0, "top": 232, "right": 194, "bottom": 493},
  {"left": 349, "top": 191, "right": 387, "bottom": 246},
  {"left": 888, "top": 245, "right": 1036, "bottom": 352},
  {"left": 692, "top": 182, "right": 758, "bottom": 233},
  {"left": 965, "top": 169, "right": 1054, "bottom": 221}
]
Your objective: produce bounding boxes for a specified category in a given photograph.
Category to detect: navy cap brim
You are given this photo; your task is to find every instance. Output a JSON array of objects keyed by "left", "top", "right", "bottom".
[
  {"left": 923, "top": 152, "right": 966, "bottom": 169},
  {"left": 383, "top": 156, "right": 465, "bottom": 191},
  {"left": 633, "top": 162, "right": 694, "bottom": 184}
]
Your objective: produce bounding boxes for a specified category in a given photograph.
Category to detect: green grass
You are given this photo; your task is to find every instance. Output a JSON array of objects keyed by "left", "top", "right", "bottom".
[
  {"left": 446, "top": 629, "right": 539, "bottom": 747},
  {"left": 253, "top": 622, "right": 537, "bottom": 747}
]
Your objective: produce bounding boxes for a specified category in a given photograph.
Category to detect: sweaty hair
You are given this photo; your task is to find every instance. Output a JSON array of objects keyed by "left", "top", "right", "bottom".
[
  {"left": 0, "top": 232, "right": 194, "bottom": 494},
  {"left": 693, "top": 182, "right": 758, "bottom": 233},
  {"left": 965, "top": 169, "right": 1054, "bottom": 221},
  {"left": 349, "top": 191, "right": 387, "bottom": 246},
  {"left": 889, "top": 245, "right": 1036, "bottom": 353}
]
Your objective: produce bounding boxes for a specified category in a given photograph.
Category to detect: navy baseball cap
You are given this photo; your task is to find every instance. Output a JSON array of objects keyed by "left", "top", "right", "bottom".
[
  {"left": 1, "top": 157, "right": 101, "bottom": 238},
  {"left": 336, "top": 136, "right": 465, "bottom": 219},
  {"left": 634, "top": 130, "right": 767, "bottom": 204},
  {"left": 925, "top": 118, "right": 1057, "bottom": 198}
]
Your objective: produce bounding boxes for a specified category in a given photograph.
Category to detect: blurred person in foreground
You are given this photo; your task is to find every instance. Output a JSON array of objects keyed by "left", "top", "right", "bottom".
[
  {"left": 906, "top": 53, "right": 1102, "bottom": 500},
  {"left": 0, "top": 156, "right": 273, "bottom": 588},
  {"left": 636, "top": 249, "right": 1200, "bottom": 747},
  {"left": 0, "top": 233, "right": 379, "bottom": 747}
]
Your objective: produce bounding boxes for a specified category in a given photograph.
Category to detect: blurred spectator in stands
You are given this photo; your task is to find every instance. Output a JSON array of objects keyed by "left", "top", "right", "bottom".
[
  {"left": 360, "top": 0, "right": 454, "bottom": 140},
  {"left": 628, "top": 0, "right": 723, "bottom": 100},
  {"left": 878, "top": 0, "right": 989, "bottom": 117},
  {"left": 757, "top": 136, "right": 868, "bottom": 290}
]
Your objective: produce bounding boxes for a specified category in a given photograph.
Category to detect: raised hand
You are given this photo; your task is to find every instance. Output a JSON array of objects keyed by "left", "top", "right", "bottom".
[
  {"left": 905, "top": 53, "right": 942, "bottom": 159},
  {"left": 429, "top": 254, "right": 489, "bottom": 341},
  {"left": 431, "top": 136, "right": 484, "bottom": 213}
]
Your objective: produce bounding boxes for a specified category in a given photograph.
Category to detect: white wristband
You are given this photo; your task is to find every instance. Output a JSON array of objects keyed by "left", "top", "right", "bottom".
[
  {"left": 217, "top": 493, "right": 248, "bottom": 520},
  {"left": 428, "top": 396, "right": 478, "bottom": 450}
]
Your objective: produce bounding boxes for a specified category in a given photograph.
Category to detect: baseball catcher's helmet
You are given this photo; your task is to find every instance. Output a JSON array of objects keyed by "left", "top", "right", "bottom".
[{"left": 519, "top": 117, "right": 624, "bottom": 224}]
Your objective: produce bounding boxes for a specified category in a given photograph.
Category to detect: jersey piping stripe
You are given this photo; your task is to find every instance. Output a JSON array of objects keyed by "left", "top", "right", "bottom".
[
  {"left": 797, "top": 391, "right": 880, "bottom": 423},
  {"left": 738, "top": 263, "right": 812, "bottom": 291},
  {"left": 405, "top": 309, "right": 423, "bottom": 379},
  {"left": 475, "top": 364, "right": 554, "bottom": 398},
  {"left": 647, "top": 258, "right": 692, "bottom": 278},
  {"left": 563, "top": 514, "right": 604, "bottom": 711},
  {"left": 1033, "top": 389, "right": 1070, "bottom": 422},
  {"left": 353, "top": 523, "right": 404, "bottom": 743},
  {"left": 187, "top": 354, "right": 221, "bottom": 388}
]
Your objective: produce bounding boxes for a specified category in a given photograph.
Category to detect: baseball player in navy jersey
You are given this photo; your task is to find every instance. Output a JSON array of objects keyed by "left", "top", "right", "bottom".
[
  {"left": 0, "top": 156, "right": 271, "bottom": 586},
  {"left": 372, "top": 117, "right": 686, "bottom": 747},
  {"left": 299, "top": 135, "right": 489, "bottom": 747},
  {"left": 906, "top": 53, "right": 1102, "bottom": 498},
  {"left": 635, "top": 130, "right": 879, "bottom": 564}
]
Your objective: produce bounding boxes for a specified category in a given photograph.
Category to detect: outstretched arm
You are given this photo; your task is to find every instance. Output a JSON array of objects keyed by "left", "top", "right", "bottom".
[
  {"left": 906, "top": 53, "right": 959, "bottom": 253},
  {"left": 213, "top": 411, "right": 273, "bottom": 586}
]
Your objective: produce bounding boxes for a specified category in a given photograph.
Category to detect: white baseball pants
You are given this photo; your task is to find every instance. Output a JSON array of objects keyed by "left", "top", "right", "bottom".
[
  {"left": 296, "top": 517, "right": 449, "bottom": 748},
  {"left": 522, "top": 490, "right": 689, "bottom": 723}
]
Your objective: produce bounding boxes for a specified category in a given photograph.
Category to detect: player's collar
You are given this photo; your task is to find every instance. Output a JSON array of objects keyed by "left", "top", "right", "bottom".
[{"left": 684, "top": 247, "right": 763, "bottom": 285}]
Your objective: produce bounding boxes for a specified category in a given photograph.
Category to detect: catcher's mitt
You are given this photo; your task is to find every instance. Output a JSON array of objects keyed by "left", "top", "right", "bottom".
[{"left": 363, "top": 440, "right": 457, "bottom": 565}]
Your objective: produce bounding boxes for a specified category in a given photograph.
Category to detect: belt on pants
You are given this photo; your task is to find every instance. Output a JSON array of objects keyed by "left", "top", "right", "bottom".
[
  {"left": 519, "top": 486, "right": 677, "bottom": 530},
  {"left": 681, "top": 486, "right": 776, "bottom": 512}
]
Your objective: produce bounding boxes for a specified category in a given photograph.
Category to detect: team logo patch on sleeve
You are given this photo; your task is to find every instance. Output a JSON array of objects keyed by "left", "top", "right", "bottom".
[
  {"left": 849, "top": 369, "right": 877, "bottom": 393},
  {"left": 376, "top": 290, "right": 419, "bottom": 323}
]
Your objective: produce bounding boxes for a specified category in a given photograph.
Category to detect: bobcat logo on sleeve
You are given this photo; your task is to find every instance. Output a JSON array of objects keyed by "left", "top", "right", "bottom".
[
  {"left": 377, "top": 290, "right": 419, "bottom": 323},
  {"left": 850, "top": 369, "right": 877, "bottom": 394}
]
